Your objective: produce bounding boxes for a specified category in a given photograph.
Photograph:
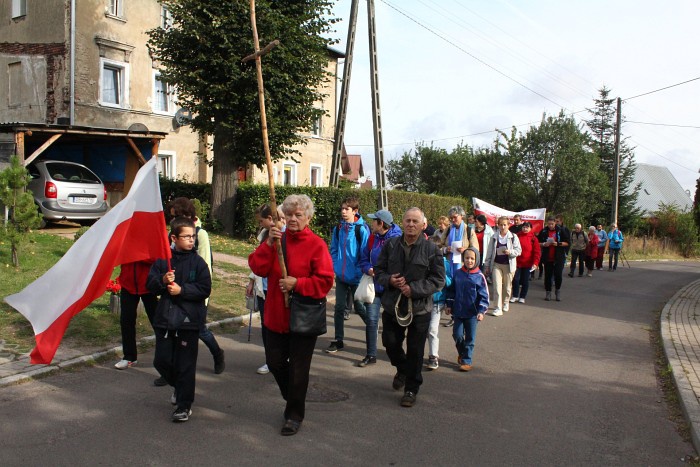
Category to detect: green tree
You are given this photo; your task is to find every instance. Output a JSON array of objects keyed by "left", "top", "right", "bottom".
[
  {"left": 386, "top": 149, "right": 423, "bottom": 192},
  {"left": 694, "top": 175, "right": 700, "bottom": 230},
  {"left": 148, "top": 0, "right": 337, "bottom": 234},
  {"left": 585, "top": 87, "right": 641, "bottom": 228},
  {"left": 0, "top": 156, "right": 42, "bottom": 266}
]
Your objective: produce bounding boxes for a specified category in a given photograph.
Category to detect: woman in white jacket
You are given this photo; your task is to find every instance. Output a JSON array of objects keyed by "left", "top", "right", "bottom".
[{"left": 484, "top": 216, "right": 521, "bottom": 316}]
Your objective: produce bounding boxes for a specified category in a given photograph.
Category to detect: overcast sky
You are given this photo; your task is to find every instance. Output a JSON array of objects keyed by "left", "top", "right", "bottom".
[{"left": 329, "top": 0, "right": 699, "bottom": 195}]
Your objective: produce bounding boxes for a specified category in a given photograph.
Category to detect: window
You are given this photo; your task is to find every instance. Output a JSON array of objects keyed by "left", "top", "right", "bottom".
[
  {"left": 311, "top": 114, "right": 322, "bottom": 137},
  {"left": 12, "top": 0, "right": 27, "bottom": 18},
  {"left": 282, "top": 163, "right": 296, "bottom": 186},
  {"left": 153, "top": 72, "right": 176, "bottom": 114},
  {"left": 99, "top": 58, "right": 129, "bottom": 108},
  {"left": 157, "top": 152, "right": 176, "bottom": 179},
  {"left": 310, "top": 164, "right": 322, "bottom": 187},
  {"left": 107, "top": 0, "right": 123, "bottom": 17},
  {"left": 8, "top": 62, "right": 22, "bottom": 107},
  {"left": 161, "top": 6, "right": 173, "bottom": 29}
]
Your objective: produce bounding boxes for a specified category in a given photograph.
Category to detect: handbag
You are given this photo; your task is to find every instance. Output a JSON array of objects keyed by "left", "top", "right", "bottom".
[
  {"left": 354, "top": 273, "right": 375, "bottom": 304},
  {"left": 281, "top": 234, "right": 328, "bottom": 336}
]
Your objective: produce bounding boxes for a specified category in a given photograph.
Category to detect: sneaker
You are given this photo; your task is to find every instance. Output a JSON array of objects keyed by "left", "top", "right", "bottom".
[
  {"left": 586, "top": 273, "right": 593, "bottom": 277},
  {"left": 443, "top": 317, "right": 454, "bottom": 327},
  {"left": 114, "top": 359, "right": 136, "bottom": 370},
  {"left": 325, "top": 341, "right": 344, "bottom": 353},
  {"left": 172, "top": 407, "right": 191, "bottom": 422},
  {"left": 257, "top": 364, "right": 270, "bottom": 375},
  {"left": 491, "top": 308, "right": 503, "bottom": 317},
  {"left": 281, "top": 419, "right": 301, "bottom": 436},
  {"left": 392, "top": 372, "right": 406, "bottom": 391},
  {"left": 427, "top": 356, "right": 439, "bottom": 370},
  {"left": 503, "top": 303, "right": 510, "bottom": 312},
  {"left": 567, "top": 272, "right": 574, "bottom": 278},
  {"left": 459, "top": 363, "right": 473, "bottom": 372},
  {"left": 509, "top": 297, "right": 518, "bottom": 303},
  {"left": 518, "top": 298, "right": 526, "bottom": 304},
  {"left": 170, "top": 390, "right": 177, "bottom": 406},
  {"left": 343, "top": 310, "right": 350, "bottom": 320},
  {"left": 357, "top": 355, "right": 377, "bottom": 367},
  {"left": 153, "top": 376, "right": 168, "bottom": 387},
  {"left": 214, "top": 349, "right": 225, "bottom": 374},
  {"left": 400, "top": 391, "right": 416, "bottom": 407}
]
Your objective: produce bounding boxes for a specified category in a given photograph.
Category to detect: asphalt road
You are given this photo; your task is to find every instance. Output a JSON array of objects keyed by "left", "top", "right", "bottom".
[{"left": 1, "top": 261, "right": 699, "bottom": 466}]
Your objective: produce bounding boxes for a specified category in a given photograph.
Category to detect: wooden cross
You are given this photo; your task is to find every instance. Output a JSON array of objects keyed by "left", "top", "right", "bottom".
[{"left": 243, "top": 0, "right": 288, "bottom": 304}]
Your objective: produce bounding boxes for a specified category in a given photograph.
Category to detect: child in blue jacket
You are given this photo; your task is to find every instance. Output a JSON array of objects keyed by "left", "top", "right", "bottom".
[
  {"left": 446, "top": 247, "right": 489, "bottom": 372},
  {"left": 426, "top": 236, "right": 452, "bottom": 370}
]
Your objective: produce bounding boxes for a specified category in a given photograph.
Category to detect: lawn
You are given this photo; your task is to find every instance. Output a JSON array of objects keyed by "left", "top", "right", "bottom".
[{"left": 0, "top": 231, "right": 248, "bottom": 358}]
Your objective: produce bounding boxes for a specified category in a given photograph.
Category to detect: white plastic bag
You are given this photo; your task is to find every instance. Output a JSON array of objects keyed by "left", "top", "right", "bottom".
[{"left": 354, "top": 274, "right": 375, "bottom": 304}]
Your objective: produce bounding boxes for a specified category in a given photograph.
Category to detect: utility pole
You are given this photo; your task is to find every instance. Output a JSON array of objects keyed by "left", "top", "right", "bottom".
[{"left": 611, "top": 97, "right": 622, "bottom": 226}]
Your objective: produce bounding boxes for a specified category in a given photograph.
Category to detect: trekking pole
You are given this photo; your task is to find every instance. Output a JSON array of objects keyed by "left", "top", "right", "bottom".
[
  {"left": 621, "top": 250, "right": 631, "bottom": 268},
  {"left": 247, "top": 286, "right": 257, "bottom": 342}
]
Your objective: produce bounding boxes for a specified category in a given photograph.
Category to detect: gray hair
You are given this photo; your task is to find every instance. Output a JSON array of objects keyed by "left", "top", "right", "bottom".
[
  {"left": 588, "top": 226, "right": 596, "bottom": 232},
  {"left": 404, "top": 207, "right": 425, "bottom": 221},
  {"left": 448, "top": 205, "right": 465, "bottom": 218},
  {"left": 282, "top": 194, "right": 315, "bottom": 218}
]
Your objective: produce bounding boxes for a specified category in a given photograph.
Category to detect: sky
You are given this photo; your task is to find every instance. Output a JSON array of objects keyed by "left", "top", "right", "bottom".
[{"left": 328, "top": 0, "right": 699, "bottom": 196}]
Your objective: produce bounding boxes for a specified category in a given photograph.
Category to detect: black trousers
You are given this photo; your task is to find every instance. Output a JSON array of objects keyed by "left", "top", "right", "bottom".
[
  {"left": 544, "top": 261, "right": 564, "bottom": 291},
  {"left": 570, "top": 250, "right": 585, "bottom": 275},
  {"left": 119, "top": 290, "right": 157, "bottom": 362},
  {"left": 153, "top": 328, "right": 199, "bottom": 410},
  {"left": 265, "top": 330, "right": 318, "bottom": 422},
  {"left": 382, "top": 311, "right": 431, "bottom": 394}
]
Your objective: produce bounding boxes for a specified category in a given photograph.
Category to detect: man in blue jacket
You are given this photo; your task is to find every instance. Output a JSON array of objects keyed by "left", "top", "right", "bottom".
[
  {"left": 607, "top": 223, "right": 624, "bottom": 271},
  {"left": 326, "top": 197, "right": 370, "bottom": 353}
]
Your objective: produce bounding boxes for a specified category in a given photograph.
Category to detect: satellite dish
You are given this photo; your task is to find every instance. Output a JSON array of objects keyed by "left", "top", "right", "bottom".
[{"left": 174, "top": 108, "right": 193, "bottom": 127}]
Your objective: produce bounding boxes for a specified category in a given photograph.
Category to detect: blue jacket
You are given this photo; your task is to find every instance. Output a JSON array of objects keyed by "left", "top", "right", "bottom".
[
  {"left": 608, "top": 229, "right": 624, "bottom": 249},
  {"left": 595, "top": 229, "right": 608, "bottom": 248},
  {"left": 447, "top": 266, "right": 490, "bottom": 318},
  {"left": 359, "top": 223, "right": 402, "bottom": 295},
  {"left": 330, "top": 217, "right": 370, "bottom": 285},
  {"left": 432, "top": 256, "right": 453, "bottom": 304}
]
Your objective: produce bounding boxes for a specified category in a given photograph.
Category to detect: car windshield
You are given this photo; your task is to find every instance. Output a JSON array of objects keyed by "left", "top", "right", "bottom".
[{"left": 45, "top": 163, "right": 100, "bottom": 184}]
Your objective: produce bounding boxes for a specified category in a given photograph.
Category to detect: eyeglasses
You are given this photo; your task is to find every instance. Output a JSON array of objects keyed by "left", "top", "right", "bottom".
[{"left": 177, "top": 235, "right": 196, "bottom": 240}]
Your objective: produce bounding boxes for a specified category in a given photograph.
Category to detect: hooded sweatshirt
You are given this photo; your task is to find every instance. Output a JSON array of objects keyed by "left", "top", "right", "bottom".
[
  {"left": 330, "top": 217, "right": 370, "bottom": 285},
  {"left": 447, "top": 247, "right": 490, "bottom": 318},
  {"left": 358, "top": 223, "right": 402, "bottom": 296}
]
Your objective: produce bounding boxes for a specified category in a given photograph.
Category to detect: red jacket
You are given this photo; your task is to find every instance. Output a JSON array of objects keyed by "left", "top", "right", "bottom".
[
  {"left": 516, "top": 230, "right": 541, "bottom": 269},
  {"left": 118, "top": 260, "right": 155, "bottom": 295},
  {"left": 585, "top": 234, "right": 598, "bottom": 259},
  {"left": 248, "top": 226, "right": 334, "bottom": 333}
]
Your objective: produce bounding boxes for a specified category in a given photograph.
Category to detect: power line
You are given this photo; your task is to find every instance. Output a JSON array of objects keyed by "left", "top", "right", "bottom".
[
  {"left": 626, "top": 120, "right": 700, "bottom": 129},
  {"left": 628, "top": 139, "right": 698, "bottom": 173},
  {"left": 623, "top": 76, "right": 700, "bottom": 101}
]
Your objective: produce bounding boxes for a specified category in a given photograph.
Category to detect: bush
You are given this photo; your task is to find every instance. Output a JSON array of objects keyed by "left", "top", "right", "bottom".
[{"left": 652, "top": 203, "right": 700, "bottom": 257}]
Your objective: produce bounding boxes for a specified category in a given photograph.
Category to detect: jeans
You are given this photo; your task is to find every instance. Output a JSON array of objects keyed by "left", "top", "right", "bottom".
[
  {"left": 427, "top": 302, "right": 444, "bottom": 358},
  {"left": 570, "top": 250, "right": 585, "bottom": 275},
  {"left": 453, "top": 316, "right": 479, "bottom": 365},
  {"left": 265, "top": 329, "right": 318, "bottom": 422},
  {"left": 358, "top": 295, "right": 381, "bottom": 357},
  {"left": 609, "top": 249, "right": 620, "bottom": 270},
  {"left": 382, "top": 311, "right": 431, "bottom": 394},
  {"left": 596, "top": 246, "right": 606, "bottom": 269},
  {"left": 258, "top": 295, "right": 268, "bottom": 348},
  {"left": 511, "top": 267, "right": 531, "bottom": 299},
  {"left": 492, "top": 262, "right": 514, "bottom": 309},
  {"left": 119, "top": 290, "right": 157, "bottom": 362},
  {"left": 153, "top": 328, "right": 199, "bottom": 410},
  {"left": 199, "top": 321, "right": 222, "bottom": 358},
  {"left": 333, "top": 279, "right": 366, "bottom": 342},
  {"left": 544, "top": 261, "right": 564, "bottom": 291}
]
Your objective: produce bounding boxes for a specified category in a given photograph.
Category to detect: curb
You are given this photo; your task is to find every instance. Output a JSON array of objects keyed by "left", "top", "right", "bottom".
[
  {"left": 0, "top": 313, "right": 257, "bottom": 389},
  {"left": 660, "top": 279, "right": 700, "bottom": 453}
]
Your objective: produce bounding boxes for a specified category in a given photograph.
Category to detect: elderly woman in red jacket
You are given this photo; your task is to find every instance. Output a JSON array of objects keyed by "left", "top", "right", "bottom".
[
  {"left": 248, "top": 194, "right": 334, "bottom": 437},
  {"left": 584, "top": 226, "right": 599, "bottom": 277}
]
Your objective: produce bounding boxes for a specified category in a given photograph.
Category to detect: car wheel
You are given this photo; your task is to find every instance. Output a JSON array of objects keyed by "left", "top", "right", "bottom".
[{"left": 78, "top": 219, "right": 96, "bottom": 227}]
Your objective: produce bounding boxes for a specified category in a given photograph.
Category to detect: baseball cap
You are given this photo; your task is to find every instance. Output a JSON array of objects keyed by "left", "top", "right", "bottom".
[{"left": 367, "top": 209, "right": 393, "bottom": 225}]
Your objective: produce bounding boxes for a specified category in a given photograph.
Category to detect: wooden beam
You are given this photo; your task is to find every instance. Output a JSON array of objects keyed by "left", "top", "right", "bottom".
[
  {"left": 15, "top": 132, "right": 25, "bottom": 164},
  {"left": 23, "top": 134, "right": 63, "bottom": 166},
  {"left": 125, "top": 137, "right": 147, "bottom": 165},
  {"left": 151, "top": 138, "right": 160, "bottom": 160}
]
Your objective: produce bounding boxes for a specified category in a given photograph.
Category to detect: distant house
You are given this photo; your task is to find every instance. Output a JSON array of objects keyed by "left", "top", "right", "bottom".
[
  {"left": 632, "top": 163, "right": 693, "bottom": 216},
  {"left": 340, "top": 148, "right": 372, "bottom": 189}
]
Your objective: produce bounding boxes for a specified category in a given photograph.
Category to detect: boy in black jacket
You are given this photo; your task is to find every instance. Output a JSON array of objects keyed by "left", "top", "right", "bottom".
[{"left": 148, "top": 217, "right": 211, "bottom": 422}]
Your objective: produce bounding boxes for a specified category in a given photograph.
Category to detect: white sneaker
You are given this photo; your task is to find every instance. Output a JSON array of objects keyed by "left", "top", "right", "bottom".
[
  {"left": 491, "top": 308, "right": 503, "bottom": 317},
  {"left": 114, "top": 359, "right": 136, "bottom": 370},
  {"left": 171, "top": 390, "right": 177, "bottom": 406},
  {"left": 503, "top": 303, "right": 510, "bottom": 312},
  {"left": 257, "top": 364, "right": 270, "bottom": 375},
  {"left": 518, "top": 298, "right": 526, "bottom": 304},
  {"left": 509, "top": 297, "right": 518, "bottom": 303}
]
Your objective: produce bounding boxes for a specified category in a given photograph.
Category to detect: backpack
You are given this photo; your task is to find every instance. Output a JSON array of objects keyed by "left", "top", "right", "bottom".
[
  {"left": 194, "top": 226, "right": 214, "bottom": 271},
  {"left": 334, "top": 223, "right": 367, "bottom": 248}
]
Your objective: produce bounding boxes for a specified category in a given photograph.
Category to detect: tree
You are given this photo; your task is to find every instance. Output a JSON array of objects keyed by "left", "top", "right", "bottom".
[
  {"left": 386, "top": 149, "right": 423, "bottom": 192},
  {"left": 0, "top": 156, "right": 42, "bottom": 266},
  {"left": 585, "top": 87, "right": 641, "bottom": 228},
  {"left": 148, "top": 1, "right": 337, "bottom": 234}
]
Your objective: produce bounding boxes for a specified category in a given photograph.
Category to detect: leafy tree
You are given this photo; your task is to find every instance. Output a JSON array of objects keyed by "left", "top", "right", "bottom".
[
  {"left": 694, "top": 175, "right": 700, "bottom": 230},
  {"left": 0, "top": 156, "right": 42, "bottom": 266},
  {"left": 585, "top": 87, "right": 641, "bottom": 228},
  {"left": 148, "top": 0, "right": 337, "bottom": 234},
  {"left": 386, "top": 149, "right": 423, "bottom": 192}
]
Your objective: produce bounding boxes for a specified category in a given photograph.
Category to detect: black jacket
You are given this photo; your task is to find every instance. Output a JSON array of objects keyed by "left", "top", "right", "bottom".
[
  {"left": 537, "top": 226, "right": 571, "bottom": 266},
  {"left": 147, "top": 249, "right": 211, "bottom": 331},
  {"left": 374, "top": 234, "right": 446, "bottom": 318}
]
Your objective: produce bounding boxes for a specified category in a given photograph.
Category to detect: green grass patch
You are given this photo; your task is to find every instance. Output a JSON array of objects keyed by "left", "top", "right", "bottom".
[{"left": 209, "top": 233, "right": 256, "bottom": 257}]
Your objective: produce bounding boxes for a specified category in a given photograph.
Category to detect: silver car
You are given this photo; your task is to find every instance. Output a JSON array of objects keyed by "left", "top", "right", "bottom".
[{"left": 27, "top": 160, "right": 109, "bottom": 227}]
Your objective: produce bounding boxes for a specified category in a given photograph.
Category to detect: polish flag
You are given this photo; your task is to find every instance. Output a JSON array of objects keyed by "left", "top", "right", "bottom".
[
  {"left": 472, "top": 197, "right": 547, "bottom": 234},
  {"left": 5, "top": 157, "right": 171, "bottom": 364}
]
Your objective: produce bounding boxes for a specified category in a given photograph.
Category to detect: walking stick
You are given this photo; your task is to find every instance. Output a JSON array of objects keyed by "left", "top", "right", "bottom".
[
  {"left": 621, "top": 249, "right": 631, "bottom": 268},
  {"left": 243, "top": 0, "right": 288, "bottom": 305}
]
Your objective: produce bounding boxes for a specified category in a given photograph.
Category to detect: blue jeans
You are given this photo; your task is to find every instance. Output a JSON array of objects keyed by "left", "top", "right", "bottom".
[
  {"left": 199, "top": 323, "right": 222, "bottom": 357},
  {"left": 609, "top": 249, "right": 620, "bottom": 270},
  {"left": 512, "top": 267, "right": 531, "bottom": 299},
  {"left": 358, "top": 295, "right": 381, "bottom": 357},
  {"left": 333, "top": 279, "right": 366, "bottom": 342},
  {"left": 453, "top": 316, "right": 479, "bottom": 365}
]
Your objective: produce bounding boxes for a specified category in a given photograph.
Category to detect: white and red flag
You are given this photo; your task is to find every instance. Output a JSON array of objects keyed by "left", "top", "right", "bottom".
[
  {"left": 5, "top": 157, "right": 171, "bottom": 364},
  {"left": 472, "top": 197, "right": 547, "bottom": 234}
]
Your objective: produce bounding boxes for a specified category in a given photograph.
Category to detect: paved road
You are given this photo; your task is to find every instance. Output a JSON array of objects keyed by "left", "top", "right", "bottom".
[{"left": 1, "top": 261, "right": 698, "bottom": 465}]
